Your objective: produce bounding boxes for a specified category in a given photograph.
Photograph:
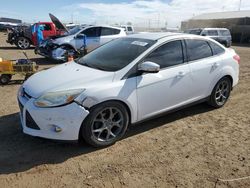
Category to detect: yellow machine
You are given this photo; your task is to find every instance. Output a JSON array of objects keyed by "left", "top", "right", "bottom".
[{"left": 0, "top": 57, "right": 39, "bottom": 85}]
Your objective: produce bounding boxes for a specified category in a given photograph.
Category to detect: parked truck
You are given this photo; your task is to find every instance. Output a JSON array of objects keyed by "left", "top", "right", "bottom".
[{"left": 6, "top": 14, "right": 68, "bottom": 49}]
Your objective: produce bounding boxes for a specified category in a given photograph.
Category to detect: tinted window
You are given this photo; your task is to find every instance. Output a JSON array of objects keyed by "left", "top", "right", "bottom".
[
  {"left": 81, "top": 27, "right": 101, "bottom": 37},
  {"left": 185, "top": 29, "right": 202, "bottom": 35},
  {"left": 208, "top": 41, "right": 225, "bottom": 55},
  {"left": 207, "top": 30, "right": 218, "bottom": 36},
  {"left": 220, "top": 30, "right": 230, "bottom": 36},
  {"left": 101, "top": 27, "right": 120, "bottom": 36},
  {"left": 144, "top": 40, "right": 184, "bottom": 69},
  {"left": 77, "top": 38, "right": 155, "bottom": 71},
  {"left": 127, "top": 27, "right": 133, "bottom": 31},
  {"left": 186, "top": 39, "right": 213, "bottom": 61},
  {"left": 40, "top": 24, "right": 51, "bottom": 31}
]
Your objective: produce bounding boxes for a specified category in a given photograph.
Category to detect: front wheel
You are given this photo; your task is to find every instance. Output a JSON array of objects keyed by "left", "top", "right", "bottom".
[
  {"left": 0, "top": 74, "right": 12, "bottom": 85},
  {"left": 16, "top": 37, "right": 31, "bottom": 49},
  {"left": 208, "top": 77, "right": 232, "bottom": 108},
  {"left": 81, "top": 101, "right": 129, "bottom": 147}
]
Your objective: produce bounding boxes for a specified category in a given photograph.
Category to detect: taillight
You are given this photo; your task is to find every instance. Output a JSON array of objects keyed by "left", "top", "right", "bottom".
[{"left": 233, "top": 54, "right": 240, "bottom": 64}]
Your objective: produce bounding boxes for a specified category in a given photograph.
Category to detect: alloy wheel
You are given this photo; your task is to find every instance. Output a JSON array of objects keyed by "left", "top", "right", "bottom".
[
  {"left": 215, "top": 80, "right": 230, "bottom": 106},
  {"left": 18, "top": 38, "right": 30, "bottom": 49},
  {"left": 91, "top": 107, "right": 124, "bottom": 142}
]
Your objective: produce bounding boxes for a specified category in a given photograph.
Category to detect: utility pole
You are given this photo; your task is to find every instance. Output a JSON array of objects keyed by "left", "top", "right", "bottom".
[{"left": 238, "top": 0, "right": 242, "bottom": 11}]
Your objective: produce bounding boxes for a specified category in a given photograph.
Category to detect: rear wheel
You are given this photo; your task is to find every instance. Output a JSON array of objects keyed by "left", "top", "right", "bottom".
[
  {"left": 208, "top": 77, "right": 232, "bottom": 108},
  {"left": 17, "top": 37, "right": 30, "bottom": 49},
  {"left": 81, "top": 101, "right": 129, "bottom": 147},
  {"left": 0, "top": 74, "right": 12, "bottom": 85}
]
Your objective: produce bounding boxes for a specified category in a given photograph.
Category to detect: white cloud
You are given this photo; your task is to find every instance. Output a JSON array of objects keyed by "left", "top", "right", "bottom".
[{"left": 62, "top": 0, "right": 250, "bottom": 27}]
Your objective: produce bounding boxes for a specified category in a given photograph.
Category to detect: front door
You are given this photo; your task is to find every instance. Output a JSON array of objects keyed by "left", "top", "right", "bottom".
[
  {"left": 136, "top": 40, "right": 193, "bottom": 120},
  {"left": 77, "top": 27, "right": 101, "bottom": 51}
]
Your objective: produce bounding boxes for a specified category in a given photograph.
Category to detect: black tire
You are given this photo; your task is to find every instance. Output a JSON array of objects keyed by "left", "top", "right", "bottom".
[
  {"left": 0, "top": 74, "right": 11, "bottom": 85},
  {"left": 16, "top": 37, "right": 31, "bottom": 49},
  {"left": 208, "top": 77, "right": 232, "bottom": 108},
  {"left": 81, "top": 101, "right": 129, "bottom": 147}
]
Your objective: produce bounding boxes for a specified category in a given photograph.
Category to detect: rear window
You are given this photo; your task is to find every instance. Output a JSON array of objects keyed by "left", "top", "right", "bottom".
[
  {"left": 186, "top": 39, "right": 213, "bottom": 61},
  {"left": 208, "top": 41, "right": 225, "bottom": 55},
  {"left": 220, "top": 30, "right": 231, "bottom": 36},
  {"left": 101, "top": 27, "right": 120, "bottom": 36}
]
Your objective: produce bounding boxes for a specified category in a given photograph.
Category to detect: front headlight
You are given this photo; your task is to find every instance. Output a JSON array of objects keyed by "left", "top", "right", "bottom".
[{"left": 34, "top": 89, "right": 85, "bottom": 108}]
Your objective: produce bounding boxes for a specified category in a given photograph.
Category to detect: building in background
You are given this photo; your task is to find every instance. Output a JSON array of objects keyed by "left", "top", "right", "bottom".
[{"left": 181, "top": 10, "right": 250, "bottom": 43}]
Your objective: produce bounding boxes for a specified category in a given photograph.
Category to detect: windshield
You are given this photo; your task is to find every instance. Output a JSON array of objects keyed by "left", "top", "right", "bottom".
[
  {"left": 77, "top": 38, "right": 156, "bottom": 71},
  {"left": 68, "top": 26, "right": 83, "bottom": 35}
]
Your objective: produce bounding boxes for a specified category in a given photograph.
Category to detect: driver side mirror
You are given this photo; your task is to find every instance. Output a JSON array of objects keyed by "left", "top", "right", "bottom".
[
  {"left": 201, "top": 33, "right": 206, "bottom": 36},
  {"left": 138, "top": 61, "right": 160, "bottom": 73}
]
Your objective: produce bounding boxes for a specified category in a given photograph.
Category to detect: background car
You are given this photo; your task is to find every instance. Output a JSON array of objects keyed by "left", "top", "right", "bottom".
[
  {"left": 18, "top": 33, "right": 239, "bottom": 147},
  {"left": 184, "top": 28, "right": 232, "bottom": 47},
  {"left": 36, "top": 25, "right": 127, "bottom": 61}
]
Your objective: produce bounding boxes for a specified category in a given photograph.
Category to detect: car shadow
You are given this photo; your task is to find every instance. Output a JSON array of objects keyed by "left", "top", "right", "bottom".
[
  {"left": 29, "top": 57, "right": 60, "bottom": 66},
  {"left": 0, "top": 46, "right": 35, "bottom": 50},
  {"left": 0, "top": 103, "right": 214, "bottom": 174}
]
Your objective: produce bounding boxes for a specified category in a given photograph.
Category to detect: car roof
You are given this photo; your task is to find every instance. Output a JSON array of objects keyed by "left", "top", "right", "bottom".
[
  {"left": 203, "top": 28, "right": 229, "bottom": 31},
  {"left": 128, "top": 32, "right": 182, "bottom": 41}
]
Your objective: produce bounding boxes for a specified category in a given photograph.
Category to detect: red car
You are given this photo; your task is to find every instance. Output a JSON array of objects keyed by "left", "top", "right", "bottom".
[{"left": 7, "top": 14, "right": 67, "bottom": 49}]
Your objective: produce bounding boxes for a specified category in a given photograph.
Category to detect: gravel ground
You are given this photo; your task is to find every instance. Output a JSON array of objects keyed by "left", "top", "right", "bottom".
[{"left": 0, "top": 32, "right": 249, "bottom": 188}]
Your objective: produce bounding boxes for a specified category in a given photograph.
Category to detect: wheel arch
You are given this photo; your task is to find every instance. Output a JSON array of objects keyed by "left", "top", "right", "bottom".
[{"left": 78, "top": 99, "right": 133, "bottom": 141}]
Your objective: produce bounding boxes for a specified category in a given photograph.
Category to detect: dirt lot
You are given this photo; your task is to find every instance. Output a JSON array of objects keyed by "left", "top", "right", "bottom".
[{"left": 0, "top": 32, "right": 249, "bottom": 188}]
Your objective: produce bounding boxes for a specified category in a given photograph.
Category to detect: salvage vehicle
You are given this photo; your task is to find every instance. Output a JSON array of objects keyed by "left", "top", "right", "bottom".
[
  {"left": 6, "top": 14, "right": 67, "bottom": 49},
  {"left": 35, "top": 25, "right": 126, "bottom": 61},
  {"left": 184, "top": 28, "right": 232, "bottom": 47},
  {"left": 18, "top": 33, "right": 239, "bottom": 147},
  {"left": 0, "top": 55, "right": 38, "bottom": 84}
]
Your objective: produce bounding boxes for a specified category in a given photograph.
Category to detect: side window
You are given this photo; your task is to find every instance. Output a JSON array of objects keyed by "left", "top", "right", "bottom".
[
  {"left": 207, "top": 30, "right": 218, "bottom": 36},
  {"left": 43, "top": 24, "right": 52, "bottom": 31},
  {"left": 208, "top": 41, "right": 225, "bottom": 55},
  {"left": 144, "top": 40, "right": 184, "bottom": 69},
  {"left": 220, "top": 30, "right": 230, "bottom": 36},
  {"left": 81, "top": 27, "right": 101, "bottom": 37},
  {"left": 127, "top": 27, "right": 133, "bottom": 32},
  {"left": 186, "top": 39, "right": 213, "bottom": 61},
  {"left": 101, "top": 27, "right": 120, "bottom": 36}
]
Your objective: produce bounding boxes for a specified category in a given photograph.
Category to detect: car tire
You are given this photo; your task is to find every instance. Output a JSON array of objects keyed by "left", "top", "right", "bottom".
[
  {"left": 0, "top": 74, "right": 12, "bottom": 85},
  {"left": 208, "top": 77, "right": 232, "bottom": 108},
  {"left": 17, "top": 37, "right": 31, "bottom": 49},
  {"left": 81, "top": 101, "right": 129, "bottom": 147}
]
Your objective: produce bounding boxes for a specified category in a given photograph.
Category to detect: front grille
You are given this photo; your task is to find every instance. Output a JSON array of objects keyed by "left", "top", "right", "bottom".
[{"left": 26, "top": 111, "right": 40, "bottom": 130}]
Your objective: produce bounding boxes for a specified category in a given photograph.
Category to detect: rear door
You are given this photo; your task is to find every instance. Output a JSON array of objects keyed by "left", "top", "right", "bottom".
[
  {"left": 100, "top": 27, "right": 121, "bottom": 45},
  {"left": 186, "top": 39, "right": 223, "bottom": 99},
  {"left": 136, "top": 40, "right": 193, "bottom": 120}
]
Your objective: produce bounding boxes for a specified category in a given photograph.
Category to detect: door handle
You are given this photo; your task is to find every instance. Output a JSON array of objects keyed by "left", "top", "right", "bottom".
[{"left": 177, "top": 71, "right": 185, "bottom": 78}]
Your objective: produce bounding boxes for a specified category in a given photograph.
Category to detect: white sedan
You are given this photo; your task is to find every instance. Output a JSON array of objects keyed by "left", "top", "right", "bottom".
[{"left": 18, "top": 33, "right": 240, "bottom": 147}]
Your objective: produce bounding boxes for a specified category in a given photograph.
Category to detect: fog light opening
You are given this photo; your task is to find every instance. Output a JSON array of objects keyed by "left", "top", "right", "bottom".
[{"left": 53, "top": 125, "right": 62, "bottom": 133}]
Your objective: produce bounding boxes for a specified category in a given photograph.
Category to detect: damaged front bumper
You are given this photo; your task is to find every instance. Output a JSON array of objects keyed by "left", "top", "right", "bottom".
[{"left": 18, "top": 92, "right": 89, "bottom": 141}]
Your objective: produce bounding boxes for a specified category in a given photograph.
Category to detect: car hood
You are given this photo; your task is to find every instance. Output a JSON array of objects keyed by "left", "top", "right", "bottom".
[
  {"left": 53, "top": 35, "right": 73, "bottom": 45},
  {"left": 49, "top": 13, "right": 69, "bottom": 33},
  {"left": 23, "top": 62, "right": 115, "bottom": 98}
]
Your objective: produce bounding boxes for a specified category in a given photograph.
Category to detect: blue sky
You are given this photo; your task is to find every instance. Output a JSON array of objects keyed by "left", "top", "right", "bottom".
[{"left": 1, "top": 0, "right": 249, "bottom": 27}]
